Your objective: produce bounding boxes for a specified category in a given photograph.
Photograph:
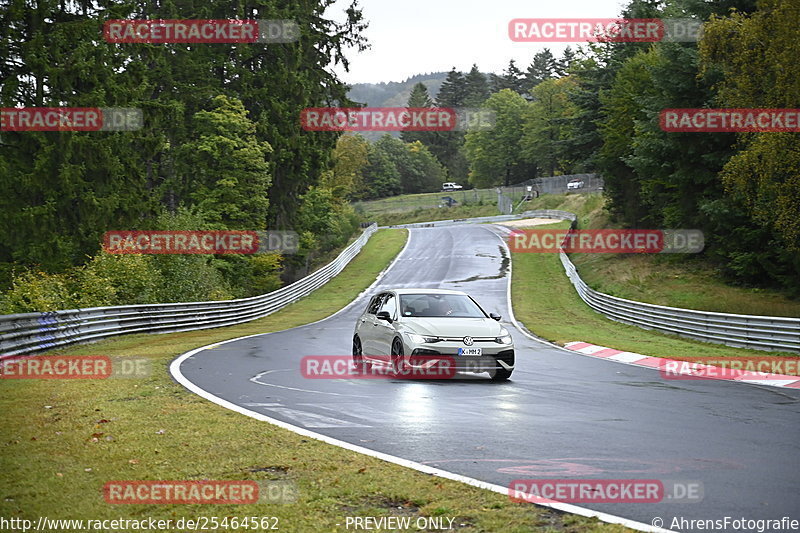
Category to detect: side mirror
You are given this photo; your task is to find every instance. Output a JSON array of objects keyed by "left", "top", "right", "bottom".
[
  {"left": 490, "top": 313, "right": 501, "bottom": 321},
  {"left": 376, "top": 311, "right": 392, "bottom": 322}
]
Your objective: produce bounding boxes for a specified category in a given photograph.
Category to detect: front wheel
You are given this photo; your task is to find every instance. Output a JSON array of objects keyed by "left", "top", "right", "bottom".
[
  {"left": 489, "top": 367, "right": 513, "bottom": 381},
  {"left": 391, "top": 338, "right": 407, "bottom": 376}
]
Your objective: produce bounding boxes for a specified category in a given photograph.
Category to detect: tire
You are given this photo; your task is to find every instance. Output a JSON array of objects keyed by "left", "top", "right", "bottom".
[
  {"left": 391, "top": 338, "right": 407, "bottom": 376},
  {"left": 489, "top": 367, "right": 513, "bottom": 381},
  {"left": 352, "top": 335, "right": 369, "bottom": 371},
  {"left": 489, "top": 355, "right": 513, "bottom": 381}
]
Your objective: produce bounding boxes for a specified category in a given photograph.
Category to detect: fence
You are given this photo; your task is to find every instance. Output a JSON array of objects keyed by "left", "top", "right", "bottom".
[
  {"left": 352, "top": 174, "right": 603, "bottom": 216},
  {"left": 0, "top": 224, "right": 378, "bottom": 357}
]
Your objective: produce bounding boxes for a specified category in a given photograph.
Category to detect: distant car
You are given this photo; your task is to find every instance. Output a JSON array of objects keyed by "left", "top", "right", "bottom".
[
  {"left": 567, "top": 178, "right": 585, "bottom": 190},
  {"left": 441, "top": 182, "right": 463, "bottom": 192},
  {"left": 352, "top": 288, "right": 515, "bottom": 381},
  {"left": 438, "top": 196, "right": 458, "bottom": 208}
]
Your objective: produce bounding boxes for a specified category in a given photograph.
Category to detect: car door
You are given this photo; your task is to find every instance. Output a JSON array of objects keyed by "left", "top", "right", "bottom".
[
  {"left": 373, "top": 292, "right": 399, "bottom": 356},
  {"left": 359, "top": 293, "right": 384, "bottom": 357}
]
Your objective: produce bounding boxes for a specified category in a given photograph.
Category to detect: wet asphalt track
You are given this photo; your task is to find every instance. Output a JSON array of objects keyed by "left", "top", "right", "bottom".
[{"left": 176, "top": 224, "right": 800, "bottom": 531}]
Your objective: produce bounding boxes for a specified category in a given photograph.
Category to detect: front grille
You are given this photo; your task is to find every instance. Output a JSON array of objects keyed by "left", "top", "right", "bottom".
[{"left": 439, "top": 336, "right": 496, "bottom": 343}]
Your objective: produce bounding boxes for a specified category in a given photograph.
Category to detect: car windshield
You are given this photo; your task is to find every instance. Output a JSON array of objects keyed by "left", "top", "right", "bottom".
[{"left": 399, "top": 294, "right": 486, "bottom": 318}]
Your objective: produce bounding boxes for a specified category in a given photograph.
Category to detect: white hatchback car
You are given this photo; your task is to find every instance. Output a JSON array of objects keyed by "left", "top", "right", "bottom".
[
  {"left": 352, "top": 288, "right": 515, "bottom": 380},
  {"left": 566, "top": 178, "right": 585, "bottom": 190}
]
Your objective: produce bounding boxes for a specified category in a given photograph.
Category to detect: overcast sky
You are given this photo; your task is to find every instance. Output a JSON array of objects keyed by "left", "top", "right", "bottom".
[{"left": 329, "top": 0, "right": 630, "bottom": 84}]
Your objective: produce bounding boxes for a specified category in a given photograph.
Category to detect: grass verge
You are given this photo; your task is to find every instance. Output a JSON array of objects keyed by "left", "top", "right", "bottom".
[
  {"left": 374, "top": 204, "right": 503, "bottom": 227},
  {"left": 1, "top": 227, "right": 630, "bottom": 533},
  {"left": 355, "top": 189, "right": 499, "bottom": 217},
  {"left": 521, "top": 194, "right": 800, "bottom": 317},
  {"left": 510, "top": 221, "right": 797, "bottom": 361}
]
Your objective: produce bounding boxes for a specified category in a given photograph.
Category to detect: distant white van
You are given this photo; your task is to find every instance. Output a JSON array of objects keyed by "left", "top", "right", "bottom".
[{"left": 441, "top": 182, "right": 463, "bottom": 192}]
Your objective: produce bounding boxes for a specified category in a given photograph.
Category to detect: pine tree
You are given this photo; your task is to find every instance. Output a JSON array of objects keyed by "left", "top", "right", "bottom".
[
  {"left": 556, "top": 46, "right": 577, "bottom": 77},
  {"left": 406, "top": 82, "right": 433, "bottom": 107},
  {"left": 435, "top": 68, "right": 467, "bottom": 107},
  {"left": 0, "top": 0, "right": 369, "bottom": 271},
  {"left": 463, "top": 64, "right": 490, "bottom": 106},
  {"left": 490, "top": 60, "right": 526, "bottom": 95},
  {"left": 178, "top": 95, "right": 272, "bottom": 229},
  {"left": 401, "top": 83, "right": 434, "bottom": 145},
  {"left": 525, "top": 49, "right": 558, "bottom": 94}
]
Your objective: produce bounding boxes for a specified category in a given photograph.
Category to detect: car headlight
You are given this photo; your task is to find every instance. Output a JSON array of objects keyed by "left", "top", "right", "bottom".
[
  {"left": 407, "top": 333, "right": 442, "bottom": 344},
  {"left": 495, "top": 328, "right": 512, "bottom": 344}
]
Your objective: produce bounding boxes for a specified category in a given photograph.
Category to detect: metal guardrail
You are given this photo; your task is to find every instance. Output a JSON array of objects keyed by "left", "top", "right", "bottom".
[
  {"left": 559, "top": 252, "right": 800, "bottom": 353},
  {"left": 4, "top": 211, "right": 797, "bottom": 355},
  {"left": 0, "top": 224, "right": 378, "bottom": 357},
  {"left": 389, "top": 211, "right": 800, "bottom": 353}
]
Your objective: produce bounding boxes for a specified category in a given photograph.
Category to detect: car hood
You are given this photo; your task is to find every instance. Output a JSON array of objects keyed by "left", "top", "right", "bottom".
[{"left": 401, "top": 317, "right": 503, "bottom": 338}]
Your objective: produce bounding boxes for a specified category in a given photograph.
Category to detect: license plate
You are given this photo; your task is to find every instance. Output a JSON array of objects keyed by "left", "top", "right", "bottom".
[{"left": 458, "top": 348, "right": 482, "bottom": 356}]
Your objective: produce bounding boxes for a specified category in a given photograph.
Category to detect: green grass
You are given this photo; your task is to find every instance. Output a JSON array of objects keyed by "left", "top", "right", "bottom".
[
  {"left": 354, "top": 189, "right": 499, "bottom": 217},
  {"left": 0, "top": 227, "right": 630, "bottom": 533},
  {"left": 520, "top": 194, "right": 800, "bottom": 317},
  {"left": 510, "top": 221, "right": 798, "bottom": 361},
  {"left": 375, "top": 204, "right": 503, "bottom": 226},
  {"left": 571, "top": 254, "right": 800, "bottom": 317},
  {"left": 523, "top": 193, "right": 608, "bottom": 228},
  {"left": 365, "top": 190, "right": 606, "bottom": 228},
  {"left": 354, "top": 186, "right": 545, "bottom": 220}
]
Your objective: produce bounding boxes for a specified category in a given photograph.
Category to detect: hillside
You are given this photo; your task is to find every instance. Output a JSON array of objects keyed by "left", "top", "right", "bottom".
[{"left": 347, "top": 72, "right": 449, "bottom": 108}]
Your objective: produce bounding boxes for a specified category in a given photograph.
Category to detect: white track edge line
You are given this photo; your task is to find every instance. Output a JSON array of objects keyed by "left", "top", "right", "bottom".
[
  {"left": 170, "top": 224, "right": 668, "bottom": 533},
  {"left": 170, "top": 346, "right": 668, "bottom": 533}
]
